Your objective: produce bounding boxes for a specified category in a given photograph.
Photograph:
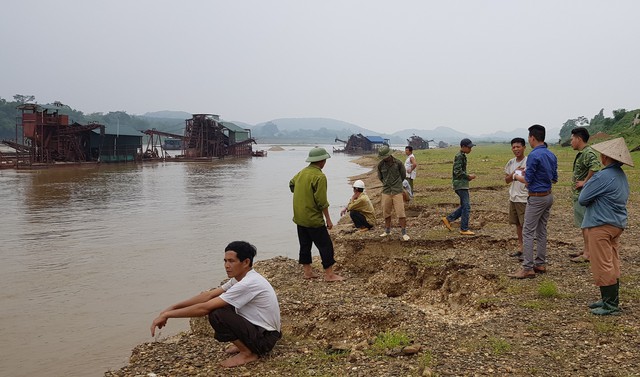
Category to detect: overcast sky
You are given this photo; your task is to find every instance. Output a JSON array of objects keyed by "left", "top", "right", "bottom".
[{"left": 1, "top": 1, "right": 638, "bottom": 135}]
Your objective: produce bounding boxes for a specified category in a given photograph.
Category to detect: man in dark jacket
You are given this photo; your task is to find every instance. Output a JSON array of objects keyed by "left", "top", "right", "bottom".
[{"left": 377, "top": 145, "right": 410, "bottom": 241}]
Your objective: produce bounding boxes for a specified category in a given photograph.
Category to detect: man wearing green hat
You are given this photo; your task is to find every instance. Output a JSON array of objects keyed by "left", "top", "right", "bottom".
[
  {"left": 377, "top": 145, "right": 410, "bottom": 241},
  {"left": 289, "top": 147, "right": 345, "bottom": 282}
]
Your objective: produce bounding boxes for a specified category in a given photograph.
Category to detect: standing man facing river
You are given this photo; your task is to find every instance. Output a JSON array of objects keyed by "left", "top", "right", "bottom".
[{"left": 289, "top": 147, "right": 345, "bottom": 281}]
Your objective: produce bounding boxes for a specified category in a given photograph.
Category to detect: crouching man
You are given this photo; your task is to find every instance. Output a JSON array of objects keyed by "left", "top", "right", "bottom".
[
  {"left": 150, "top": 241, "right": 281, "bottom": 367},
  {"left": 340, "top": 179, "right": 376, "bottom": 231}
]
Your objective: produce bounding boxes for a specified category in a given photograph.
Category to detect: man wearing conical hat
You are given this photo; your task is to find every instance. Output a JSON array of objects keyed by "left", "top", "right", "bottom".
[
  {"left": 578, "top": 137, "right": 633, "bottom": 315},
  {"left": 289, "top": 147, "right": 345, "bottom": 282}
]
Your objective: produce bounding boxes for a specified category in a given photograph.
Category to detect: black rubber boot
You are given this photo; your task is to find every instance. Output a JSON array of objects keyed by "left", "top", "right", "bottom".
[
  {"left": 591, "top": 281, "right": 620, "bottom": 315},
  {"left": 588, "top": 286, "right": 605, "bottom": 309}
]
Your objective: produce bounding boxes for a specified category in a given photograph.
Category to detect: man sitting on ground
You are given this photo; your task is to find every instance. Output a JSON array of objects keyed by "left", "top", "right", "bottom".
[
  {"left": 340, "top": 179, "right": 375, "bottom": 231},
  {"left": 150, "top": 241, "right": 281, "bottom": 368}
]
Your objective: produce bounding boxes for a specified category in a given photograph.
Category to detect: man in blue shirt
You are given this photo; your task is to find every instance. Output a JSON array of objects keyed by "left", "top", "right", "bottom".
[
  {"left": 579, "top": 137, "right": 632, "bottom": 315},
  {"left": 509, "top": 125, "right": 558, "bottom": 279}
]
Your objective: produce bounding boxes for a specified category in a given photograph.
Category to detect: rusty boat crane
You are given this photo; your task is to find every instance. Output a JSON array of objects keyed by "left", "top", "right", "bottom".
[
  {"left": 1, "top": 104, "right": 105, "bottom": 167},
  {"left": 407, "top": 135, "right": 434, "bottom": 150},
  {"left": 142, "top": 114, "right": 256, "bottom": 160}
]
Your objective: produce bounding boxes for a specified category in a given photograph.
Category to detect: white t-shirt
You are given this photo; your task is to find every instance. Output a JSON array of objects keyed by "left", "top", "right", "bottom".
[
  {"left": 405, "top": 154, "right": 417, "bottom": 179},
  {"left": 220, "top": 269, "right": 281, "bottom": 332},
  {"left": 504, "top": 156, "right": 528, "bottom": 203}
]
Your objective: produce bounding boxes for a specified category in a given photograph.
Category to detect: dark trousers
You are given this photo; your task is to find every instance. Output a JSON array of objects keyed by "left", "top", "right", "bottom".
[
  {"left": 297, "top": 224, "right": 336, "bottom": 269},
  {"left": 208, "top": 306, "right": 281, "bottom": 356},
  {"left": 350, "top": 211, "right": 372, "bottom": 229}
]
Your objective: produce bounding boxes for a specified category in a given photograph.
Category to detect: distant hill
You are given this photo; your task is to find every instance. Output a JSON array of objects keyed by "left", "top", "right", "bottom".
[
  {"left": 253, "top": 117, "right": 369, "bottom": 133},
  {"left": 142, "top": 110, "right": 192, "bottom": 119},
  {"left": 392, "top": 127, "right": 469, "bottom": 144},
  {"left": 248, "top": 118, "right": 565, "bottom": 145},
  {"left": 477, "top": 127, "right": 561, "bottom": 143},
  {"left": 250, "top": 117, "right": 404, "bottom": 144}
]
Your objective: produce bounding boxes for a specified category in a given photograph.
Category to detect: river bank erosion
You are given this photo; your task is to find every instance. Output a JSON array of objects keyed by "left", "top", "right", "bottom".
[{"left": 106, "top": 148, "right": 640, "bottom": 377}]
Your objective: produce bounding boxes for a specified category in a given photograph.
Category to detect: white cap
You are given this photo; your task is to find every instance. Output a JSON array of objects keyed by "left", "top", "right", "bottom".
[{"left": 353, "top": 180, "right": 365, "bottom": 189}]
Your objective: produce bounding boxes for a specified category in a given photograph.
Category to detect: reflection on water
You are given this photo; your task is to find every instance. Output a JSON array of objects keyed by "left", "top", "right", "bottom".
[{"left": 0, "top": 145, "right": 368, "bottom": 377}]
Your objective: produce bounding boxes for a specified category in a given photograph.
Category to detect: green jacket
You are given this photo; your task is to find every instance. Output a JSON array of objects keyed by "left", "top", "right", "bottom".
[
  {"left": 452, "top": 151, "right": 470, "bottom": 190},
  {"left": 289, "top": 164, "right": 329, "bottom": 228},
  {"left": 377, "top": 157, "right": 406, "bottom": 195},
  {"left": 572, "top": 145, "right": 601, "bottom": 200}
]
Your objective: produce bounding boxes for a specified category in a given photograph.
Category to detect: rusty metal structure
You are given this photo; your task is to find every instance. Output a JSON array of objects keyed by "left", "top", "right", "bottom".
[
  {"left": 407, "top": 135, "right": 434, "bottom": 150},
  {"left": 142, "top": 114, "right": 256, "bottom": 160},
  {"left": 334, "top": 133, "right": 388, "bottom": 154},
  {"left": 1, "top": 104, "right": 105, "bottom": 167}
]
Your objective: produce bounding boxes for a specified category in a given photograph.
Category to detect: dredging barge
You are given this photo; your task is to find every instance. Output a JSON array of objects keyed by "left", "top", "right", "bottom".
[{"left": 1, "top": 105, "right": 261, "bottom": 169}]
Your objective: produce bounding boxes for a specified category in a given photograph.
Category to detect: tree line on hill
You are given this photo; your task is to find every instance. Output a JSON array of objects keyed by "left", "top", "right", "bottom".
[
  {"left": 0, "top": 95, "right": 184, "bottom": 140},
  {"left": 559, "top": 108, "right": 640, "bottom": 145}
]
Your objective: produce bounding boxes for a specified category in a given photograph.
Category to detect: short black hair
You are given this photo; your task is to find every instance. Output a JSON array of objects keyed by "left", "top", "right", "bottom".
[
  {"left": 405, "top": 146, "right": 413, "bottom": 152},
  {"left": 528, "top": 124, "right": 546, "bottom": 142},
  {"left": 571, "top": 127, "right": 590, "bottom": 143},
  {"left": 225, "top": 241, "right": 257, "bottom": 267},
  {"left": 510, "top": 137, "right": 526, "bottom": 147}
]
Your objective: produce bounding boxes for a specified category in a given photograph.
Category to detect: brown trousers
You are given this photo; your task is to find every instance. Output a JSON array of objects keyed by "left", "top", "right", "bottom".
[{"left": 585, "top": 224, "right": 623, "bottom": 286}]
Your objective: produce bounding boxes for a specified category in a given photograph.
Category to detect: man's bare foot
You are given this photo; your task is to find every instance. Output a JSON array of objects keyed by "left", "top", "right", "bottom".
[
  {"left": 324, "top": 273, "right": 345, "bottom": 282},
  {"left": 220, "top": 352, "right": 259, "bottom": 368},
  {"left": 303, "top": 272, "right": 320, "bottom": 279},
  {"left": 225, "top": 345, "right": 240, "bottom": 354}
]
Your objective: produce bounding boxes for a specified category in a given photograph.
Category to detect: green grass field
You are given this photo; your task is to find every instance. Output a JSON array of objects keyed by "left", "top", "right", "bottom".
[{"left": 406, "top": 142, "right": 640, "bottom": 206}]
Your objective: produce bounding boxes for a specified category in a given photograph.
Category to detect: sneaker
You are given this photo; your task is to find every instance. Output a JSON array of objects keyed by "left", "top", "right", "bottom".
[
  {"left": 509, "top": 251, "right": 523, "bottom": 258},
  {"left": 402, "top": 234, "right": 410, "bottom": 241},
  {"left": 459, "top": 230, "right": 475, "bottom": 235},
  {"left": 441, "top": 217, "right": 452, "bottom": 231},
  {"left": 380, "top": 232, "right": 390, "bottom": 237}
]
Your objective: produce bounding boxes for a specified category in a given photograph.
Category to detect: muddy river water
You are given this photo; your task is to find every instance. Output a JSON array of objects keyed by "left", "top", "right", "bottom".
[{"left": 0, "top": 145, "right": 368, "bottom": 377}]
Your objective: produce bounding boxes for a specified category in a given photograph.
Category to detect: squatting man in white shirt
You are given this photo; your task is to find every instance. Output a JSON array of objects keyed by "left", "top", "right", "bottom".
[{"left": 150, "top": 241, "right": 281, "bottom": 368}]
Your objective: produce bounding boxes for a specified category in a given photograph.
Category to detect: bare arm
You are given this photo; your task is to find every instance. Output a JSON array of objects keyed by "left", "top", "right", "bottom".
[
  {"left": 409, "top": 156, "right": 417, "bottom": 172},
  {"left": 151, "top": 288, "right": 226, "bottom": 336},
  {"left": 513, "top": 173, "right": 528, "bottom": 186},
  {"left": 161, "top": 288, "right": 224, "bottom": 313}
]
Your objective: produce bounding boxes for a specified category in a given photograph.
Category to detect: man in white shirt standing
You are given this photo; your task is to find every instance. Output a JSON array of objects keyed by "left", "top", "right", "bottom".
[
  {"left": 504, "top": 138, "right": 528, "bottom": 258},
  {"left": 151, "top": 241, "right": 281, "bottom": 368},
  {"left": 404, "top": 146, "right": 418, "bottom": 192}
]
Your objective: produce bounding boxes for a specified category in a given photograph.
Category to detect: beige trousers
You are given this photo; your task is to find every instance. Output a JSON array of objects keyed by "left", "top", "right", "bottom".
[{"left": 585, "top": 224, "right": 623, "bottom": 286}]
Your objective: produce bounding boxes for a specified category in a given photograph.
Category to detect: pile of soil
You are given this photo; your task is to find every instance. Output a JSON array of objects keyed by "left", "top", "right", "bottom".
[{"left": 106, "top": 157, "right": 640, "bottom": 377}]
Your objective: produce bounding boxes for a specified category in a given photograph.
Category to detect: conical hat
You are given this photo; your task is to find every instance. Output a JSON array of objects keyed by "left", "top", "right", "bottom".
[{"left": 591, "top": 137, "right": 634, "bottom": 167}]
